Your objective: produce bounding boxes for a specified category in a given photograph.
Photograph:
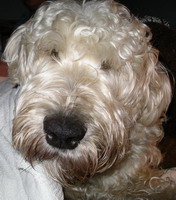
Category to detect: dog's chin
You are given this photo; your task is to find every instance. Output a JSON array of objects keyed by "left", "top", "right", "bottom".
[
  {"left": 46, "top": 140, "right": 127, "bottom": 187},
  {"left": 44, "top": 152, "right": 98, "bottom": 186},
  {"left": 13, "top": 130, "right": 121, "bottom": 187},
  {"left": 12, "top": 108, "right": 127, "bottom": 187},
  {"left": 43, "top": 155, "right": 107, "bottom": 187}
]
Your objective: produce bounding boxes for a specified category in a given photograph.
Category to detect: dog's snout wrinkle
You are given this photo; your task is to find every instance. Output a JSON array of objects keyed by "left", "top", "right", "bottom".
[{"left": 43, "top": 114, "right": 86, "bottom": 149}]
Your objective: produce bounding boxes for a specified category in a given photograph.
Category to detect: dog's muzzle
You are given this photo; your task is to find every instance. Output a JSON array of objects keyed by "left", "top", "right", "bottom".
[{"left": 43, "top": 113, "right": 87, "bottom": 150}]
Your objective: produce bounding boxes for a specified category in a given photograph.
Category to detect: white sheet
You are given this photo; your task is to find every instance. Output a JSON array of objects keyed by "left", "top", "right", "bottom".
[{"left": 0, "top": 80, "right": 63, "bottom": 200}]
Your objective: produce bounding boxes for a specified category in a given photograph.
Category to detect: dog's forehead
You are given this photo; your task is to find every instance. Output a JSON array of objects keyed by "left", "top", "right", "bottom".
[
  {"left": 20, "top": 0, "right": 148, "bottom": 64},
  {"left": 6, "top": 0, "right": 150, "bottom": 82},
  {"left": 35, "top": 0, "right": 130, "bottom": 47}
]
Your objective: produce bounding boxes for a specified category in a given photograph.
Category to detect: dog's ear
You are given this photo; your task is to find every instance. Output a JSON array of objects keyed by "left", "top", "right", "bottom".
[
  {"left": 139, "top": 49, "right": 172, "bottom": 127},
  {"left": 2, "top": 24, "right": 28, "bottom": 85}
]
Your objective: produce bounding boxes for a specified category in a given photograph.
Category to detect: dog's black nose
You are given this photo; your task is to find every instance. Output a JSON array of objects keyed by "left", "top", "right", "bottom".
[{"left": 43, "top": 114, "right": 87, "bottom": 149}]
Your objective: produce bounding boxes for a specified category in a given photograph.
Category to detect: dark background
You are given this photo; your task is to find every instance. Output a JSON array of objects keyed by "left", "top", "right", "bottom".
[
  {"left": 0, "top": 0, "right": 44, "bottom": 55},
  {"left": 120, "top": 0, "right": 176, "bottom": 28}
]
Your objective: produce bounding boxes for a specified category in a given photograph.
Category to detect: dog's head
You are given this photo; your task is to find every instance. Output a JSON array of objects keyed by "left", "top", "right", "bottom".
[{"left": 3, "top": 0, "right": 171, "bottom": 187}]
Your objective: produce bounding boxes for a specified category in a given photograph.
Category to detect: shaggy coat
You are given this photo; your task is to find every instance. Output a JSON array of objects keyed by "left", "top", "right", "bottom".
[{"left": 3, "top": 0, "right": 176, "bottom": 199}]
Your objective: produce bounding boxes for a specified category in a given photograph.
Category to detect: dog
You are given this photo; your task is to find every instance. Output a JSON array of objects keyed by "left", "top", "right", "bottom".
[{"left": 2, "top": 0, "right": 176, "bottom": 199}]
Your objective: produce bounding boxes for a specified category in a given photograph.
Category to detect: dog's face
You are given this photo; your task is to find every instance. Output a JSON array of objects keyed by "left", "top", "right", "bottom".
[{"left": 3, "top": 0, "right": 171, "bottom": 187}]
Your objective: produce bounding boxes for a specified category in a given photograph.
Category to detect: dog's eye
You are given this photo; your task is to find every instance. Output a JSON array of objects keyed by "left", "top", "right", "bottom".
[
  {"left": 101, "top": 60, "right": 111, "bottom": 70},
  {"left": 51, "top": 49, "right": 59, "bottom": 59}
]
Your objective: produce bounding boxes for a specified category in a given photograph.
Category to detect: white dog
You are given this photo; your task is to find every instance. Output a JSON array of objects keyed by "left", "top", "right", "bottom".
[{"left": 2, "top": 0, "right": 176, "bottom": 199}]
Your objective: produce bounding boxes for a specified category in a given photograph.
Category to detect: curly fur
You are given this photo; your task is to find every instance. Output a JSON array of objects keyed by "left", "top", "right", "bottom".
[
  {"left": 145, "top": 21, "right": 176, "bottom": 169},
  {"left": 3, "top": 0, "right": 176, "bottom": 199}
]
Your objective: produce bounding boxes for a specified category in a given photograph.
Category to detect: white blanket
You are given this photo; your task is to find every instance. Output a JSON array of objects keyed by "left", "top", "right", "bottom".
[{"left": 0, "top": 80, "right": 63, "bottom": 200}]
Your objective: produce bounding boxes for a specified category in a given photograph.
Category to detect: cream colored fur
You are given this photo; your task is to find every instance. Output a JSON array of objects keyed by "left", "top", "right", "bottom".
[{"left": 3, "top": 0, "right": 176, "bottom": 199}]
